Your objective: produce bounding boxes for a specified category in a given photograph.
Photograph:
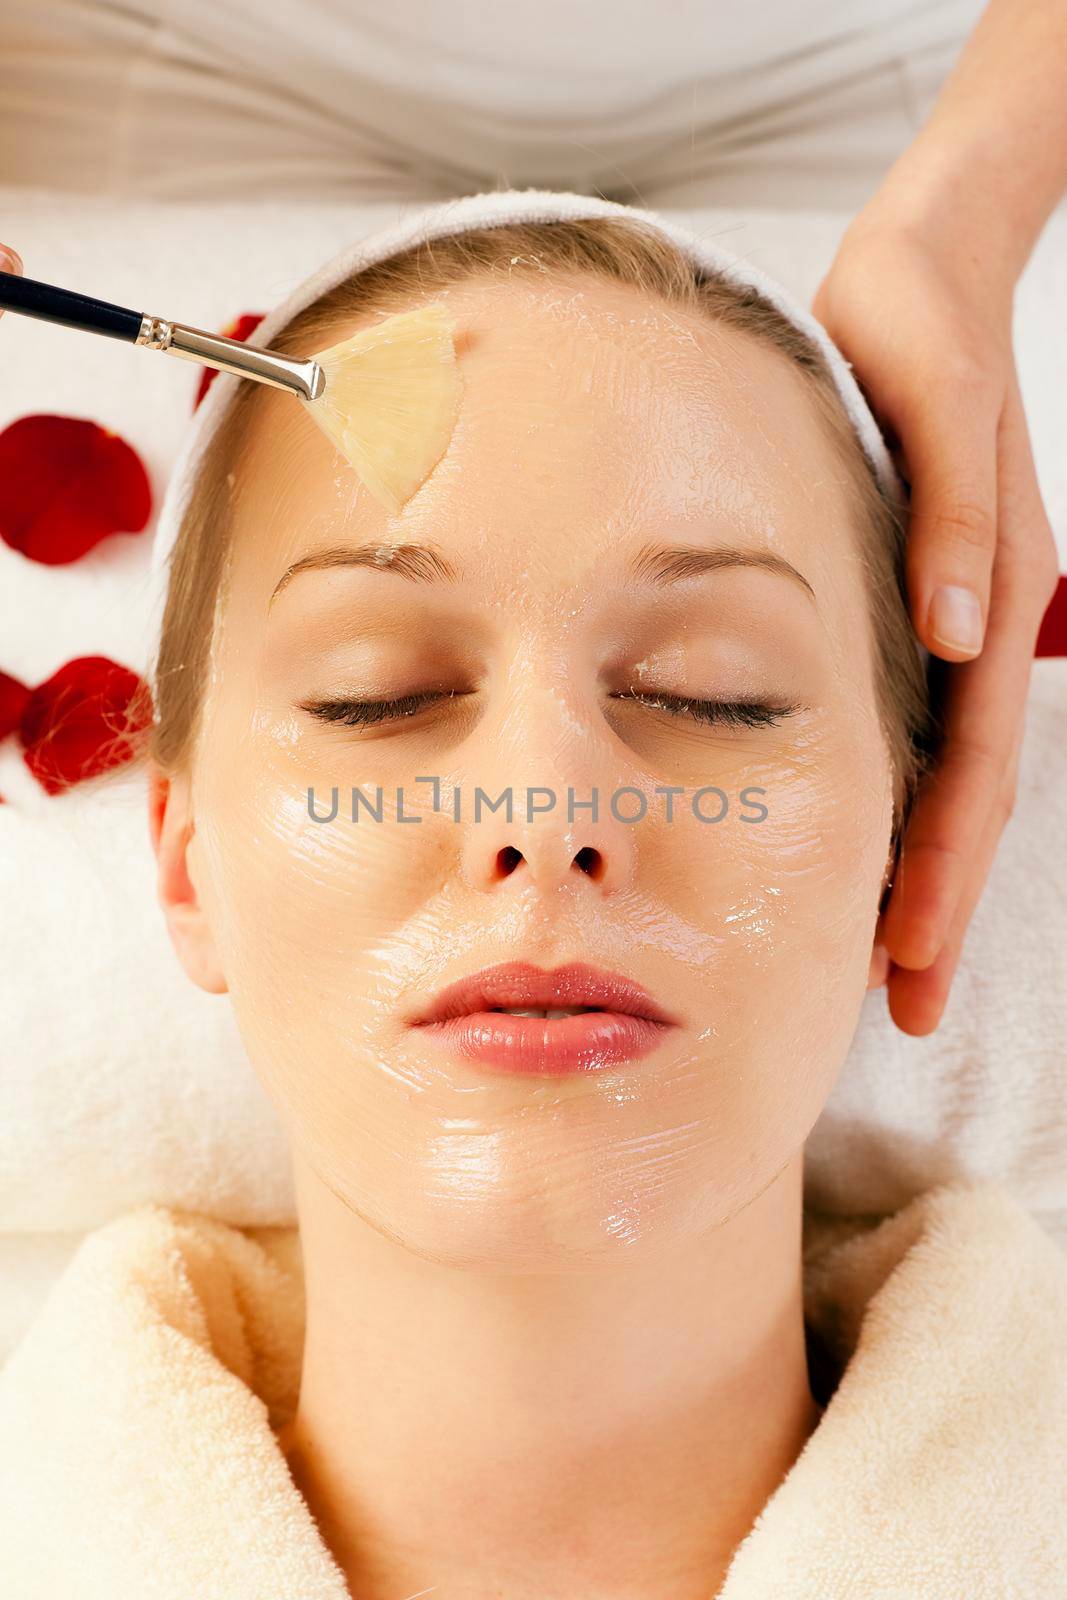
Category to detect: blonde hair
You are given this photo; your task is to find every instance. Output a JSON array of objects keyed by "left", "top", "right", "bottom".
[{"left": 133, "top": 216, "right": 934, "bottom": 851}]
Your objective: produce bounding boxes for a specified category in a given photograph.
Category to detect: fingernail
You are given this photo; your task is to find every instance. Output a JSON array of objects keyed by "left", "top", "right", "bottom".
[
  {"left": 929, "top": 584, "right": 983, "bottom": 654},
  {"left": 0, "top": 245, "right": 22, "bottom": 273}
]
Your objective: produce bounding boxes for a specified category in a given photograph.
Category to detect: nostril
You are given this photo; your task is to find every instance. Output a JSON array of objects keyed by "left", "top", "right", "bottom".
[
  {"left": 491, "top": 844, "right": 605, "bottom": 881},
  {"left": 573, "top": 845, "right": 603, "bottom": 879}
]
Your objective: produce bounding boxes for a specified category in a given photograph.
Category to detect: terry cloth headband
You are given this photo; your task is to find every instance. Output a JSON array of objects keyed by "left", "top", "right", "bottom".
[{"left": 147, "top": 186, "right": 910, "bottom": 639}]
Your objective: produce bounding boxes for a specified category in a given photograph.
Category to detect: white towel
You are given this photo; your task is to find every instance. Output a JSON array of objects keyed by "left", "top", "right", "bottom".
[{"left": 0, "top": 1177, "right": 1063, "bottom": 1596}]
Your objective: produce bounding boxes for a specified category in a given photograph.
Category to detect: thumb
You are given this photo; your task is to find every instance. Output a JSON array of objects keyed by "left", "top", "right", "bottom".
[
  {"left": 900, "top": 369, "right": 1000, "bottom": 661},
  {"left": 0, "top": 244, "right": 23, "bottom": 322}
]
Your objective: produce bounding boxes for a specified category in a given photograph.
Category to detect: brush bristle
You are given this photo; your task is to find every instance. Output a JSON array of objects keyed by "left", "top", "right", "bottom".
[{"left": 306, "top": 303, "right": 460, "bottom": 514}]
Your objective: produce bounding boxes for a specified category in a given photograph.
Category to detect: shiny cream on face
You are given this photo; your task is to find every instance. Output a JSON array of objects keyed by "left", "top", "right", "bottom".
[{"left": 185, "top": 274, "right": 894, "bottom": 1270}]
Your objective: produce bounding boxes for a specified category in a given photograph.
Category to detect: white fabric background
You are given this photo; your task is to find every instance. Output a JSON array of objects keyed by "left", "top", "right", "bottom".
[{"left": 1, "top": 0, "right": 984, "bottom": 208}]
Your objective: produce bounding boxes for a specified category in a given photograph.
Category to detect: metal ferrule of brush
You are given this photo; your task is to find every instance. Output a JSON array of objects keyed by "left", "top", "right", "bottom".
[{"left": 134, "top": 314, "right": 326, "bottom": 402}]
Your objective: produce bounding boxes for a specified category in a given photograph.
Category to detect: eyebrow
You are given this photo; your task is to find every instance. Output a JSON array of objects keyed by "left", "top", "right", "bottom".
[
  {"left": 267, "top": 538, "right": 815, "bottom": 607},
  {"left": 628, "top": 541, "right": 816, "bottom": 602},
  {"left": 269, "top": 541, "right": 459, "bottom": 605}
]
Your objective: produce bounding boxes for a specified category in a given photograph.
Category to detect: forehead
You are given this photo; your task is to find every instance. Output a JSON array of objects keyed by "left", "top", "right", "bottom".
[{"left": 227, "top": 271, "right": 857, "bottom": 597}]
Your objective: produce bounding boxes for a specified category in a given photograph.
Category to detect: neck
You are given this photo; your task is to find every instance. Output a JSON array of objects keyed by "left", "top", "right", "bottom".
[{"left": 278, "top": 1150, "right": 820, "bottom": 1600}]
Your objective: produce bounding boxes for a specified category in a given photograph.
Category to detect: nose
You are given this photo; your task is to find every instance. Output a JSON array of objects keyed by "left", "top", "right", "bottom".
[
  {"left": 455, "top": 692, "right": 643, "bottom": 900},
  {"left": 461, "top": 798, "right": 640, "bottom": 898}
]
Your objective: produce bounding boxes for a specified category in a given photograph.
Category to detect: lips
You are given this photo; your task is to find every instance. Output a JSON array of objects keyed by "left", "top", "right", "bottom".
[
  {"left": 408, "top": 962, "right": 679, "bottom": 1076},
  {"left": 410, "top": 960, "right": 677, "bottom": 1027}
]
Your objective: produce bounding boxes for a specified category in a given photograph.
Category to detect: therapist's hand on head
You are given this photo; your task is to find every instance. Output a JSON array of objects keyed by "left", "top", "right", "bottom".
[
  {"left": 808, "top": 0, "right": 1067, "bottom": 1039},
  {"left": 811, "top": 197, "right": 1060, "bottom": 1039}
]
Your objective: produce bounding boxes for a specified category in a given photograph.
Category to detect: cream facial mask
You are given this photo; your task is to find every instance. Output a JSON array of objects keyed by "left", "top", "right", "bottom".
[{"left": 182, "top": 274, "right": 895, "bottom": 1274}]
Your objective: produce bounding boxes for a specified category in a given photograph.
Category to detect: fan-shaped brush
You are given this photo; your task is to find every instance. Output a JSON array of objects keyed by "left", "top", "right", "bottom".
[{"left": 0, "top": 268, "right": 461, "bottom": 514}]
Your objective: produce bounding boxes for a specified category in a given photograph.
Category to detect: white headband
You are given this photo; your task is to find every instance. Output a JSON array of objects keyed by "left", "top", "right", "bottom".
[{"left": 147, "top": 187, "right": 907, "bottom": 639}]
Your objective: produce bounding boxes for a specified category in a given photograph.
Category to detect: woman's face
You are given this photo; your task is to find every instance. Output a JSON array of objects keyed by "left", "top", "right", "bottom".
[{"left": 172, "top": 272, "right": 894, "bottom": 1269}]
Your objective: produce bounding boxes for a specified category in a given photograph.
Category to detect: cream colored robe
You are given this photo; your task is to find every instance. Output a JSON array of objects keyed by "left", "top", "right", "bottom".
[{"left": 1, "top": 1178, "right": 1064, "bottom": 1597}]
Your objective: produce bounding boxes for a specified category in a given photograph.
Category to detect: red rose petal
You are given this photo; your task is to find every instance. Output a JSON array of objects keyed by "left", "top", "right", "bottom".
[
  {"left": 1035, "top": 572, "right": 1067, "bottom": 657},
  {"left": 194, "top": 312, "right": 266, "bottom": 409},
  {"left": 20, "top": 655, "right": 154, "bottom": 794},
  {"left": 0, "top": 415, "right": 152, "bottom": 565},
  {"left": 0, "top": 669, "right": 30, "bottom": 740}
]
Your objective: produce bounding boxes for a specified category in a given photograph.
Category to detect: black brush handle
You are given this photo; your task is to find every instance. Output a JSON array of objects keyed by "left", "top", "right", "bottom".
[{"left": 0, "top": 271, "right": 143, "bottom": 342}]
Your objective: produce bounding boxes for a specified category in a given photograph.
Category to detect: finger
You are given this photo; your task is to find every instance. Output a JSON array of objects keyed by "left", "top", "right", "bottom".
[
  {"left": 884, "top": 726, "right": 1024, "bottom": 1035},
  {"left": 867, "top": 929, "right": 891, "bottom": 990},
  {"left": 882, "top": 641, "right": 1029, "bottom": 971},
  {"left": 901, "top": 363, "right": 1001, "bottom": 662},
  {"left": 883, "top": 375, "right": 1052, "bottom": 970},
  {"left": 0, "top": 244, "right": 22, "bottom": 322},
  {"left": 883, "top": 584, "right": 1032, "bottom": 969}
]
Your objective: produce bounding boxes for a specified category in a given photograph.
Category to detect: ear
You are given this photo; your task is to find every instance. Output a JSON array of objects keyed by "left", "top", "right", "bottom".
[
  {"left": 146, "top": 758, "right": 228, "bottom": 995},
  {"left": 867, "top": 841, "right": 897, "bottom": 990}
]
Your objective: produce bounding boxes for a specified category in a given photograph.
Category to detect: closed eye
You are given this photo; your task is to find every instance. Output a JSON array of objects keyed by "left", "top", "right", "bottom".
[
  {"left": 612, "top": 688, "right": 801, "bottom": 729},
  {"left": 299, "top": 690, "right": 465, "bottom": 728},
  {"left": 300, "top": 688, "right": 800, "bottom": 731}
]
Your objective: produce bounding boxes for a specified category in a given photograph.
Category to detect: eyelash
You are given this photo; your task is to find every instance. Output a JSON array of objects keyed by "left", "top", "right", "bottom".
[
  {"left": 613, "top": 688, "right": 799, "bottom": 729},
  {"left": 301, "top": 690, "right": 463, "bottom": 729},
  {"left": 300, "top": 688, "right": 799, "bottom": 731}
]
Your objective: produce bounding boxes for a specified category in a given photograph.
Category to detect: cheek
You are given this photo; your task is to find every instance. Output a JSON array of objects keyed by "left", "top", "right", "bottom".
[
  {"left": 191, "top": 739, "right": 441, "bottom": 1079},
  {"left": 650, "top": 705, "right": 893, "bottom": 1074}
]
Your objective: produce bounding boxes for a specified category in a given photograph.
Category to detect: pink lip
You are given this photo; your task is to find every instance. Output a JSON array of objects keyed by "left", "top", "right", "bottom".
[{"left": 408, "top": 960, "right": 679, "bottom": 1076}]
